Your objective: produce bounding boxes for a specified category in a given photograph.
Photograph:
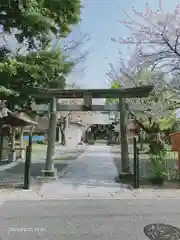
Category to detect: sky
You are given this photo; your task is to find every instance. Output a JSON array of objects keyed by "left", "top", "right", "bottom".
[{"left": 69, "top": 0, "right": 180, "bottom": 89}]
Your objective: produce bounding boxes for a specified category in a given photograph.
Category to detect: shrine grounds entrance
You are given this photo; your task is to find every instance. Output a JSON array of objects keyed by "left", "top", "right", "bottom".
[
  {"left": 84, "top": 123, "right": 119, "bottom": 145},
  {"left": 23, "top": 85, "right": 153, "bottom": 189}
]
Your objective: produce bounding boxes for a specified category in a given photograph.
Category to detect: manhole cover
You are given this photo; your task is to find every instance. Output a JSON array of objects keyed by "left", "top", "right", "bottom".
[{"left": 144, "top": 223, "right": 180, "bottom": 239}]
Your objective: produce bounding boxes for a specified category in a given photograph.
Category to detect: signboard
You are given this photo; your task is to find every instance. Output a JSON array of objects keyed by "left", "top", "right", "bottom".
[
  {"left": 58, "top": 99, "right": 83, "bottom": 105},
  {"left": 31, "top": 102, "right": 121, "bottom": 112},
  {"left": 24, "top": 135, "right": 45, "bottom": 142}
]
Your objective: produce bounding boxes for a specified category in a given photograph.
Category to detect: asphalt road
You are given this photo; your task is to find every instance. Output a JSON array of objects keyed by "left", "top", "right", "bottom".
[{"left": 0, "top": 199, "right": 180, "bottom": 239}]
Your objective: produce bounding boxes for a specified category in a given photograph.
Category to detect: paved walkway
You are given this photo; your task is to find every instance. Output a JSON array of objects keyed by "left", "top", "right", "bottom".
[
  {"left": 1, "top": 144, "right": 180, "bottom": 200},
  {"left": 0, "top": 145, "right": 87, "bottom": 188},
  {"left": 40, "top": 144, "right": 128, "bottom": 198},
  {"left": 31, "top": 144, "right": 87, "bottom": 162}
]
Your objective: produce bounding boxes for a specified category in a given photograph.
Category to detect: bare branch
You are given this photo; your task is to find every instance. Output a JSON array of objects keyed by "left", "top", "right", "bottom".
[{"left": 175, "top": 32, "right": 180, "bottom": 52}]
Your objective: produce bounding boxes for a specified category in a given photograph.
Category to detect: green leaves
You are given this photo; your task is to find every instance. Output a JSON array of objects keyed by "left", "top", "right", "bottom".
[
  {"left": 157, "top": 114, "right": 177, "bottom": 130},
  {"left": 0, "top": 48, "right": 72, "bottom": 90},
  {"left": 0, "top": 46, "right": 73, "bottom": 109},
  {"left": 44, "top": 0, "right": 81, "bottom": 36},
  {"left": 105, "top": 81, "right": 120, "bottom": 105},
  {"left": 111, "top": 81, "right": 121, "bottom": 89},
  {"left": 0, "top": 0, "right": 82, "bottom": 49},
  {"left": 107, "top": 65, "right": 179, "bottom": 133},
  {"left": 0, "top": 0, "right": 82, "bottom": 109},
  {"left": 0, "top": 86, "right": 18, "bottom": 99}
]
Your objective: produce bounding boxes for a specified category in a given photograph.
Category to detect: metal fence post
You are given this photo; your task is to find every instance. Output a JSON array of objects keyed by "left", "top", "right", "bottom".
[
  {"left": 136, "top": 147, "right": 140, "bottom": 189},
  {"left": 133, "top": 136, "right": 137, "bottom": 188},
  {"left": 23, "top": 130, "right": 32, "bottom": 189},
  {"left": 133, "top": 136, "right": 140, "bottom": 189}
]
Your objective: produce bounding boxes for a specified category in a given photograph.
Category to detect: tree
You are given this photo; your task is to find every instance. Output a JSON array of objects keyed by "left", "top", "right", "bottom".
[
  {"left": 108, "top": 0, "right": 180, "bottom": 181},
  {"left": 0, "top": 48, "right": 73, "bottom": 110},
  {"left": 110, "top": 0, "right": 180, "bottom": 153},
  {"left": 114, "top": 0, "right": 180, "bottom": 93},
  {"left": 107, "top": 56, "right": 179, "bottom": 155},
  {"left": 0, "top": 0, "right": 82, "bottom": 109},
  {"left": 0, "top": 0, "right": 81, "bottom": 50}
]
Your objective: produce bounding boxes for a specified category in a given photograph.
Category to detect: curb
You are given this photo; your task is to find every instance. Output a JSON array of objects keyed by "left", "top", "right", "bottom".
[
  {"left": 0, "top": 159, "right": 22, "bottom": 172},
  {"left": 2, "top": 195, "right": 180, "bottom": 201},
  {"left": 0, "top": 182, "right": 23, "bottom": 189},
  {"left": 38, "top": 196, "right": 180, "bottom": 200}
]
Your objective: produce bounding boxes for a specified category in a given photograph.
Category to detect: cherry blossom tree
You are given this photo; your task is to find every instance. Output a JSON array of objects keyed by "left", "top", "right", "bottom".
[
  {"left": 108, "top": 1, "right": 180, "bottom": 181},
  {"left": 112, "top": 0, "right": 180, "bottom": 93},
  {"left": 107, "top": 51, "right": 179, "bottom": 154}
]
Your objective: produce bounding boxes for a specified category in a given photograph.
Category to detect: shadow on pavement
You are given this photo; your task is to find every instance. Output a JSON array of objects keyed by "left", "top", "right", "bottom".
[
  {"left": 7, "top": 162, "right": 67, "bottom": 177},
  {"left": 0, "top": 162, "right": 68, "bottom": 188}
]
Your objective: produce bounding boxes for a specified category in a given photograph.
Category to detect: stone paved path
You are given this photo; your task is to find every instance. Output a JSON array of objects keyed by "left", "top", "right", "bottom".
[
  {"left": 30, "top": 144, "right": 87, "bottom": 162},
  {"left": 39, "top": 144, "right": 129, "bottom": 198},
  {"left": 0, "top": 144, "right": 87, "bottom": 188}
]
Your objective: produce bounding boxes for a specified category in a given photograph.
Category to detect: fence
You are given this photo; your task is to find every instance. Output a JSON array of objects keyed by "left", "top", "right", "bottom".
[
  {"left": 113, "top": 145, "right": 179, "bottom": 180},
  {"left": 134, "top": 134, "right": 179, "bottom": 180},
  {"left": 130, "top": 149, "right": 178, "bottom": 180}
]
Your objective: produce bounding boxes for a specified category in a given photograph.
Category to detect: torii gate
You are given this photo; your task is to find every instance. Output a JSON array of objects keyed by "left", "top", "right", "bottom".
[{"left": 29, "top": 85, "right": 153, "bottom": 177}]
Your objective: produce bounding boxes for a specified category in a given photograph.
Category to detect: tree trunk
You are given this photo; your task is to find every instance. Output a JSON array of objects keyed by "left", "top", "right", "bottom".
[
  {"left": 148, "top": 132, "right": 165, "bottom": 155},
  {"left": 60, "top": 130, "right": 66, "bottom": 145},
  {"left": 59, "top": 117, "right": 67, "bottom": 145},
  {"left": 134, "top": 119, "right": 165, "bottom": 155}
]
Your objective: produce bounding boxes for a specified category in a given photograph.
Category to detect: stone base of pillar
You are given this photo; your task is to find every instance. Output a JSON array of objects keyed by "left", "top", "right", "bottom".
[
  {"left": 118, "top": 172, "right": 134, "bottom": 182},
  {"left": 38, "top": 168, "right": 58, "bottom": 180}
]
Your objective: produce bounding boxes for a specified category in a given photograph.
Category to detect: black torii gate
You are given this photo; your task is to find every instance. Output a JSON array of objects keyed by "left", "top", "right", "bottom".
[{"left": 25, "top": 85, "right": 153, "bottom": 179}]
